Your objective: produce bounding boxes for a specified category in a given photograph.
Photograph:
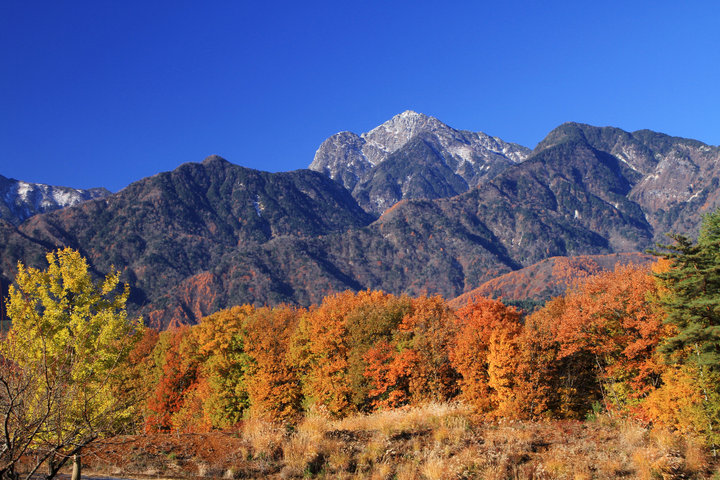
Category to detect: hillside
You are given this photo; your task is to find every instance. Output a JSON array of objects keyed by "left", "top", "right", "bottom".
[
  {"left": 448, "top": 252, "right": 655, "bottom": 310},
  {"left": 6, "top": 156, "right": 373, "bottom": 327},
  {"left": 78, "top": 405, "right": 716, "bottom": 479}
]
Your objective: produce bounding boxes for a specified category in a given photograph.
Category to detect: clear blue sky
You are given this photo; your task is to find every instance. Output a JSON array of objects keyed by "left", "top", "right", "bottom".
[{"left": 2, "top": 1, "right": 719, "bottom": 191}]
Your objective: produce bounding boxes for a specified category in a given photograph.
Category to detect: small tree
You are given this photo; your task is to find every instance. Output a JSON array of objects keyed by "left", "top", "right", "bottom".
[{"left": 0, "top": 248, "right": 141, "bottom": 480}]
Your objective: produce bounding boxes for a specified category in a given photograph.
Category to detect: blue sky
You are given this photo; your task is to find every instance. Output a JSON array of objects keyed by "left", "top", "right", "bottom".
[{"left": 2, "top": 1, "right": 719, "bottom": 191}]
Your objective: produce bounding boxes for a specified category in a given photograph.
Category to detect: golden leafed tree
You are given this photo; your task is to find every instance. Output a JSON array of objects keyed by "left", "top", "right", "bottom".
[{"left": 1, "top": 248, "right": 142, "bottom": 480}]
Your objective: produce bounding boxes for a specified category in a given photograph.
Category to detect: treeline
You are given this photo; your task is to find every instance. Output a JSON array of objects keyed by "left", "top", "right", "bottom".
[
  {"left": 131, "top": 266, "right": 670, "bottom": 429},
  {"left": 126, "top": 207, "right": 720, "bottom": 447}
]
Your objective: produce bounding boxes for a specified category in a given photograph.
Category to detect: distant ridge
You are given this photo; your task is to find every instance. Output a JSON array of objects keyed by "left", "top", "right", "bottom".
[
  {"left": 448, "top": 252, "right": 656, "bottom": 310},
  {"left": 0, "top": 174, "right": 110, "bottom": 225}
]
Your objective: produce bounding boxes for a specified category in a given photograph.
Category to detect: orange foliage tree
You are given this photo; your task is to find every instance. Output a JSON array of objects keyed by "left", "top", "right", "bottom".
[
  {"left": 244, "top": 305, "right": 303, "bottom": 423},
  {"left": 517, "top": 263, "right": 669, "bottom": 419},
  {"left": 291, "top": 290, "right": 412, "bottom": 416},
  {"left": 364, "top": 295, "right": 459, "bottom": 409},
  {"left": 519, "top": 296, "right": 598, "bottom": 418},
  {"left": 552, "top": 264, "right": 668, "bottom": 414},
  {"left": 451, "top": 297, "right": 522, "bottom": 416},
  {"left": 511, "top": 301, "right": 567, "bottom": 418}
]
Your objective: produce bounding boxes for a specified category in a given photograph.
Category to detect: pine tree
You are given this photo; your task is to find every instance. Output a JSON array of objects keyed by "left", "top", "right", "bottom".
[{"left": 653, "top": 208, "right": 720, "bottom": 369}]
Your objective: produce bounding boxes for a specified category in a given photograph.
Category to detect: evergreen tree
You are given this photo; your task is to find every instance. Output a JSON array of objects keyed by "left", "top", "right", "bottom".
[{"left": 653, "top": 207, "right": 720, "bottom": 369}]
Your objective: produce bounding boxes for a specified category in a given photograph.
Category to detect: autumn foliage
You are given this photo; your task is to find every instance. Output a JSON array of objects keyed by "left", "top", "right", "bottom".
[
  {"left": 29, "top": 210, "right": 720, "bottom": 452},
  {"left": 129, "top": 263, "right": 686, "bottom": 434},
  {"left": 290, "top": 290, "right": 413, "bottom": 416},
  {"left": 451, "top": 297, "right": 521, "bottom": 415},
  {"left": 131, "top": 262, "right": 679, "bottom": 435},
  {"left": 244, "top": 305, "right": 302, "bottom": 422},
  {"left": 364, "top": 295, "right": 459, "bottom": 409}
]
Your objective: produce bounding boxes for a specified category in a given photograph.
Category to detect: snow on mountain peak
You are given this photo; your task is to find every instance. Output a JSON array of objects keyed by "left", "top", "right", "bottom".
[
  {"left": 309, "top": 112, "right": 532, "bottom": 210},
  {"left": 0, "top": 174, "right": 111, "bottom": 225}
]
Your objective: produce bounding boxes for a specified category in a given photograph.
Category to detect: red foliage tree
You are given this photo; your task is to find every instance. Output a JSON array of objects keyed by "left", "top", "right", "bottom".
[{"left": 145, "top": 325, "right": 199, "bottom": 432}]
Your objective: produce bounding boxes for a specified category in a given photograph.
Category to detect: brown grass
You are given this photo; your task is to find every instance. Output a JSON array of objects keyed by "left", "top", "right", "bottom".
[{"left": 76, "top": 403, "right": 719, "bottom": 479}]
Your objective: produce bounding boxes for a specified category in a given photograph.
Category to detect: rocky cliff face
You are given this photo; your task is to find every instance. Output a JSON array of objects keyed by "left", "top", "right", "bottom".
[
  {"left": 309, "top": 111, "right": 531, "bottom": 214},
  {"left": 0, "top": 174, "right": 110, "bottom": 225}
]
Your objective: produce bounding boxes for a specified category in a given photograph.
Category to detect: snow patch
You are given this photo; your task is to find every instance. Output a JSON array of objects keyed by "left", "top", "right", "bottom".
[
  {"left": 688, "top": 189, "right": 703, "bottom": 201},
  {"left": 16, "top": 181, "right": 33, "bottom": 201},
  {"left": 615, "top": 151, "right": 640, "bottom": 173},
  {"left": 449, "top": 145, "right": 476, "bottom": 165},
  {"left": 51, "top": 188, "right": 83, "bottom": 207}
]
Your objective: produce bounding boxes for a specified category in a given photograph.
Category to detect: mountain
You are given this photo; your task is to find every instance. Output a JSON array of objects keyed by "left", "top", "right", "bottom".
[
  {"left": 10, "top": 155, "right": 373, "bottom": 327},
  {"left": 182, "top": 120, "right": 717, "bottom": 322},
  {"left": 534, "top": 122, "right": 720, "bottom": 241},
  {"left": 160, "top": 132, "right": 663, "bottom": 322},
  {"left": 2, "top": 118, "right": 719, "bottom": 328},
  {"left": 309, "top": 111, "right": 531, "bottom": 214},
  {"left": 0, "top": 174, "right": 110, "bottom": 225}
]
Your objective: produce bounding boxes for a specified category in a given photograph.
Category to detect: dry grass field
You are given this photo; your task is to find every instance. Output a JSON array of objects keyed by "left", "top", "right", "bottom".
[{"left": 76, "top": 403, "right": 720, "bottom": 479}]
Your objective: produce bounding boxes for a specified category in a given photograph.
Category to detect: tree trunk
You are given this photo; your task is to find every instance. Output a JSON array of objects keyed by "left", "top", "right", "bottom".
[
  {"left": 70, "top": 455, "right": 81, "bottom": 480},
  {"left": 47, "top": 453, "right": 55, "bottom": 477}
]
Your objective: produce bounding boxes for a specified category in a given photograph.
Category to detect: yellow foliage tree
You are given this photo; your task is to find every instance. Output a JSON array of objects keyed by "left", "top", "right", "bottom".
[{"left": 0, "top": 248, "right": 142, "bottom": 479}]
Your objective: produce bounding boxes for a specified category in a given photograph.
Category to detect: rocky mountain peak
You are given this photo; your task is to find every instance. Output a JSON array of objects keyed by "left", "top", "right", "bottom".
[
  {"left": 361, "top": 111, "right": 447, "bottom": 164},
  {"left": 202, "top": 154, "right": 229, "bottom": 165},
  {"left": 309, "top": 112, "right": 531, "bottom": 214},
  {"left": 0, "top": 174, "right": 111, "bottom": 226}
]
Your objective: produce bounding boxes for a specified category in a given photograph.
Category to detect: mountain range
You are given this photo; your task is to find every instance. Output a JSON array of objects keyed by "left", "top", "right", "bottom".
[
  {"left": 0, "top": 174, "right": 110, "bottom": 225},
  {"left": 1, "top": 112, "right": 718, "bottom": 328}
]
